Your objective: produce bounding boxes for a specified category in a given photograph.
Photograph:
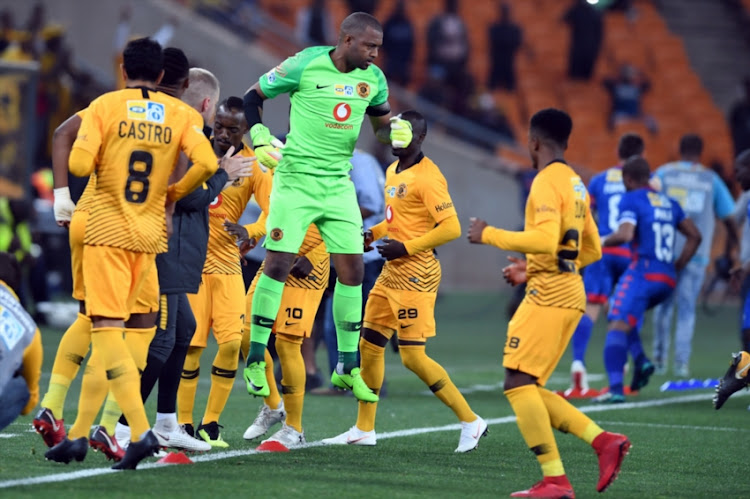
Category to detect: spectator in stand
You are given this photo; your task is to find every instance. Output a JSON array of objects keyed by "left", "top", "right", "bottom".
[
  {"left": 382, "top": 0, "right": 414, "bottom": 86},
  {"left": 729, "top": 78, "right": 750, "bottom": 157},
  {"left": 604, "top": 64, "right": 657, "bottom": 133},
  {"left": 346, "top": 0, "right": 376, "bottom": 15},
  {"left": 488, "top": 2, "right": 523, "bottom": 92},
  {"left": 25, "top": 1, "right": 45, "bottom": 59},
  {"left": 296, "top": 0, "right": 335, "bottom": 47},
  {"left": 466, "top": 92, "right": 515, "bottom": 148},
  {"left": 427, "top": 0, "right": 469, "bottom": 88},
  {"left": 419, "top": 66, "right": 449, "bottom": 107},
  {"left": 0, "top": 10, "right": 15, "bottom": 54},
  {"left": 1, "top": 31, "right": 33, "bottom": 62},
  {"left": 563, "top": 0, "right": 603, "bottom": 81}
]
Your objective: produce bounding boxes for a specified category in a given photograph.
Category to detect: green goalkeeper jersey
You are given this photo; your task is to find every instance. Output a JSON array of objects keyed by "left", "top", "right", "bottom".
[{"left": 259, "top": 45, "right": 389, "bottom": 176}]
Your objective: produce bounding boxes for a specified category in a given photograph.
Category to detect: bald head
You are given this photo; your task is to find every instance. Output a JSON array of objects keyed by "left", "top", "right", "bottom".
[
  {"left": 181, "top": 67, "right": 220, "bottom": 124},
  {"left": 339, "top": 12, "right": 382, "bottom": 41}
]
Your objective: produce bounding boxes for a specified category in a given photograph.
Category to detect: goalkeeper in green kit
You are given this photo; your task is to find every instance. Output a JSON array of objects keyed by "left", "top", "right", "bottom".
[{"left": 241, "top": 12, "right": 412, "bottom": 402}]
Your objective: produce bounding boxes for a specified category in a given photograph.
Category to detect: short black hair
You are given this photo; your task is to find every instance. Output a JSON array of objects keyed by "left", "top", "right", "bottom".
[
  {"left": 218, "top": 96, "right": 245, "bottom": 114},
  {"left": 123, "top": 37, "right": 163, "bottom": 82},
  {"left": 617, "top": 132, "right": 644, "bottom": 160},
  {"left": 0, "top": 252, "right": 21, "bottom": 296},
  {"left": 622, "top": 156, "right": 651, "bottom": 184},
  {"left": 160, "top": 47, "right": 189, "bottom": 87},
  {"left": 529, "top": 108, "right": 573, "bottom": 148},
  {"left": 679, "top": 134, "right": 703, "bottom": 157},
  {"left": 399, "top": 109, "right": 427, "bottom": 137},
  {"left": 340, "top": 12, "right": 382, "bottom": 37}
]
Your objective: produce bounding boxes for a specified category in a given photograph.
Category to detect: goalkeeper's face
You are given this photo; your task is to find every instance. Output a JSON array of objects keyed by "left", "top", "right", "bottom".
[{"left": 345, "top": 26, "right": 383, "bottom": 70}]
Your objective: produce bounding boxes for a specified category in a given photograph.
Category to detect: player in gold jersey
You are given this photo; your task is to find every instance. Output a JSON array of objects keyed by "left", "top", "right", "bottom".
[
  {"left": 45, "top": 38, "right": 218, "bottom": 470},
  {"left": 468, "top": 109, "right": 630, "bottom": 497},
  {"left": 235, "top": 223, "right": 329, "bottom": 450},
  {"left": 176, "top": 97, "right": 271, "bottom": 447},
  {"left": 322, "top": 110, "right": 486, "bottom": 452}
]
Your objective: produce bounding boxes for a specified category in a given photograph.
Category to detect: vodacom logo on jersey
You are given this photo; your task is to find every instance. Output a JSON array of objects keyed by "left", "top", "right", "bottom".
[
  {"left": 210, "top": 194, "right": 223, "bottom": 209},
  {"left": 333, "top": 102, "right": 352, "bottom": 122},
  {"left": 385, "top": 204, "right": 394, "bottom": 223}
]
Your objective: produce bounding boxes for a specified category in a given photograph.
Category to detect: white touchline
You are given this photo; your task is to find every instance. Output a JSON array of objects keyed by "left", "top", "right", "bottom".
[
  {"left": 0, "top": 391, "right": 743, "bottom": 489},
  {"left": 596, "top": 420, "right": 750, "bottom": 433}
]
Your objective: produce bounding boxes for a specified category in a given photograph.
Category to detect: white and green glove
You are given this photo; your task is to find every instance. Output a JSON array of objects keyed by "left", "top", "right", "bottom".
[
  {"left": 250, "top": 123, "right": 284, "bottom": 171},
  {"left": 390, "top": 115, "right": 413, "bottom": 149}
]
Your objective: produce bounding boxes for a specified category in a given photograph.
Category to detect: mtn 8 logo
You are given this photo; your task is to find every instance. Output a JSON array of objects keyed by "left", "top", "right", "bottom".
[{"left": 146, "top": 102, "right": 165, "bottom": 124}]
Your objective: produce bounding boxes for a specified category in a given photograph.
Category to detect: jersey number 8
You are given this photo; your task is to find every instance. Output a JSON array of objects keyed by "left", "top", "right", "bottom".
[{"left": 124, "top": 150, "right": 153, "bottom": 204}]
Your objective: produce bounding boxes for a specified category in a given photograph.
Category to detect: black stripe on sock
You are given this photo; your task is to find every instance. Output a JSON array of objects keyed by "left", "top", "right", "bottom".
[
  {"left": 211, "top": 365, "right": 236, "bottom": 379},
  {"left": 251, "top": 315, "right": 275, "bottom": 328},
  {"left": 281, "top": 384, "right": 299, "bottom": 395},
  {"left": 530, "top": 444, "right": 552, "bottom": 456},
  {"left": 336, "top": 320, "right": 362, "bottom": 332},
  {"left": 66, "top": 353, "right": 85, "bottom": 366},
  {"left": 429, "top": 379, "right": 447, "bottom": 393},
  {"left": 181, "top": 368, "right": 200, "bottom": 380},
  {"left": 398, "top": 339, "right": 426, "bottom": 347},
  {"left": 106, "top": 366, "right": 127, "bottom": 380},
  {"left": 363, "top": 328, "right": 390, "bottom": 348}
]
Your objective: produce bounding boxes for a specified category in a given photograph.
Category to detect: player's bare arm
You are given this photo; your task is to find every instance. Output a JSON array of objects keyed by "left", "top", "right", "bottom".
[
  {"left": 602, "top": 222, "right": 635, "bottom": 247},
  {"left": 289, "top": 256, "right": 314, "bottom": 279},
  {"left": 52, "top": 113, "right": 83, "bottom": 227},
  {"left": 369, "top": 108, "right": 393, "bottom": 144},
  {"left": 674, "top": 217, "right": 702, "bottom": 272}
]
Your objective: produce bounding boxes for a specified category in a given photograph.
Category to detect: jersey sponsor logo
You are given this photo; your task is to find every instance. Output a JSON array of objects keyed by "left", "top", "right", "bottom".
[
  {"left": 345, "top": 85, "right": 354, "bottom": 96},
  {"left": 333, "top": 102, "right": 352, "bottom": 122},
  {"left": 572, "top": 178, "right": 586, "bottom": 201},
  {"left": 386, "top": 186, "right": 396, "bottom": 198},
  {"left": 434, "top": 201, "right": 453, "bottom": 212},
  {"left": 356, "top": 82, "right": 370, "bottom": 98},
  {"left": 209, "top": 194, "right": 223, "bottom": 209},
  {"left": 606, "top": 168, "right": 623, "bottom": 182},
  {"left": 316, "top": 84, "right": 332, "bottom": 89},
  {"left": 385, "top": 204, "right": 394, "bottom": 223},
  {"left": 127, "top": 100, "right": 165, "bottom": 124},
  {"left": 270, "top": 228, "right": 284, "bottom": 241},
  {"left": 335, "top": 84, "right": 345, "bottom": 94},
  {"left": 397, "top": 183, "right": 407, "bottom": 198}
]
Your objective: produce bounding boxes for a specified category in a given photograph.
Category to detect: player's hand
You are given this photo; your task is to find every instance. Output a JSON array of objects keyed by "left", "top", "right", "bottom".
[
  {"left": 250, "top": 124, "right": 284, "bottom": 171},
  {"left": 53, "top": 187, "right": 75, "bottom": 228},
  {"left": 290, "top": 256, "right": 314, "bottom": 279},
  {"left": 363, "top": 229, "right": 375, "bottom": 252},
  {"left": 468, "top": 217, "right": 488, "bottom": 244},
  {"left": 390, "top": 116, "right": 413, "bottom": 149},
  {"left": 223, "top": 219, "right": 249, "bottom": 243},
  {"left": 239, "top": 238, "right": 257, "bottom": 257},
  {"left": 219, "top": 146, "right": 256, "bottom": 181},
  {"left": 502, "top": 256, "right": 527, "bottom": 286},
  {"left": 377, "top": 238, "right": 408, "bottom": 261}
]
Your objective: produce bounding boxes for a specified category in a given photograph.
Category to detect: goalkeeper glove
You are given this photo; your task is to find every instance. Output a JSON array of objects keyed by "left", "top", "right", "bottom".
[
  {"left": 250, "top": 123, "right": 284, "bottom": 171},
  {"left": 53, "top": 187, "right": 75, "bottom": 226},
  {"left": 390, "top": 116, "right": 413, "bottom": 149}
]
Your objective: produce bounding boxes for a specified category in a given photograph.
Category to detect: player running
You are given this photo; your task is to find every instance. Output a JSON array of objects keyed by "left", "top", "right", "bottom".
[
  {"left": 568, "top": 133, "right": 645, "bottom": 396},
  {"left": 45, "top": 38, "right": 218, "bottom": 469},
  {"left": 596, "top": 157, "right": 701, "bottom": 403},
  {"left": 322, "top": 110, "right": 487, "bottom": 452},
  {"left": 241, "top": 12, "right": 393, "bottom": 401},
  {"left": 469, "top": 108, "right": 630, "bottom": 498}
]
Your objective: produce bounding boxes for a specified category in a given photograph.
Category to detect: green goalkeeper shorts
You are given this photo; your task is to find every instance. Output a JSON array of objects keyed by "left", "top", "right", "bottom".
[{"left": 263, "top": 171, "right": 364, "bottom": 255}]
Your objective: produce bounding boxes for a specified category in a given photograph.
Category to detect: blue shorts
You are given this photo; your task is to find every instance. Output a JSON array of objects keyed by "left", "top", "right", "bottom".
[
  {"left": 742, "top": 291, "right": 750, "bottom": 331},
  {"left": 608, "top": 261, "right": 675, "bottom": 328},
  {"left": 583, "top": 248, "right": 632, "bottom": 304}
]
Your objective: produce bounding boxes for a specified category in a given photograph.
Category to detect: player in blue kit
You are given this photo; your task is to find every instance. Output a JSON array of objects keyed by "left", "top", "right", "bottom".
[
  {"left": 596, "top": 157, "right": 701, "bottom": 403},
  {"left": 567, "top": 133, "right": 645, "bottom": 396}
]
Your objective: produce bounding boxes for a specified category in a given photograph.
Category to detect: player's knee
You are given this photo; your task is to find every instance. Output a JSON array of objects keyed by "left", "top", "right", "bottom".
[
  {"left": 503, "top": 368, "right": 537, "bottom": 392},
  {"left": 218, "top": 339, "right": 241, "bottom": 358},
  {"left": 263, "top": 250, "right": 296, "bottom": 281},
  {"left": 331, "top": 254, "right": 364, "bottom": 285},
  {"left": 126, "top": 312, "right": 157, "bottom": 329}
]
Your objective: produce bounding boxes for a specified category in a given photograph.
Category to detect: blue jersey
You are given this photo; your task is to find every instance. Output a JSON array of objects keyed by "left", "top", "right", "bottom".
[
  {"left": 617, "top": 187, "right": 686, "bottom": 277},
  {"left": 588, "top": 166, "right": 626, "bottom": 237}
]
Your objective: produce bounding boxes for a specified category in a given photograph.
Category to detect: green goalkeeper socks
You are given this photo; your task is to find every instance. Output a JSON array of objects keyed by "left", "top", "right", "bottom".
[
  {"left": 248, "top": 273, "right": 285, "bottom": 364},
  {"left": 333, "top": 280, "right": 362, "bottom": 374}
]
